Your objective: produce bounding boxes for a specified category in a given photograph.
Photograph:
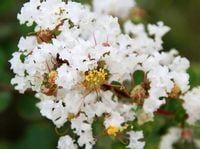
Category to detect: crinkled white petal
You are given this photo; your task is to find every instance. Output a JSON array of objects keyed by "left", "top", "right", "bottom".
[
  {"left": 57, "top": 135, "right": 77, "bottom": 149},
  {"left": 126, "top": 131, "right": 145, "bottom": 149},
  {"left": 182, "top": 87, "right": 200, "bottom": 125}
]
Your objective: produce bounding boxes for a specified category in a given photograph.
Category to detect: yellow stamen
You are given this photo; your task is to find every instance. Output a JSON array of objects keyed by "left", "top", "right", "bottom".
[
  {"left": 48, "top": 70, "right": 58, "bottom": 84},
  {"left": 106, "top": 126, "right": 120, "bottom": 136},
  {"left": 67, "top": 113, "right": 76, "bottom": 121},
  {"left": 82, "top": 68, "right": 108, "bottom": 90}
]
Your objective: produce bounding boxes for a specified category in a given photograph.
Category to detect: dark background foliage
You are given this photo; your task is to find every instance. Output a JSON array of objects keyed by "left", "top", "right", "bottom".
[{"left": 0, "top": 0, "right": 200, "bottom": 148}]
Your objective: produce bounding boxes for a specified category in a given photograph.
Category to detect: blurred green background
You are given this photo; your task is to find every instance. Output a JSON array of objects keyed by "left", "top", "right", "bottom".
[{"left": 0, "top": 0, "right": 200, "bottom": 149}]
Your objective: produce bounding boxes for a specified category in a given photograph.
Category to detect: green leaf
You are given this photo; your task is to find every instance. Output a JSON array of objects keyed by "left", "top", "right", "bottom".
[
  {"left": 17, "top": 95, "right": 41, "bottom": 120},
  {"left": 16, "top": 123, "right": 57, "bottom": 149},
  {"left": 188, "top": 64, "right": 200, "bottom": 87},
  {"left": 133, "top": 70, "right": 144, "bottom": 85}
]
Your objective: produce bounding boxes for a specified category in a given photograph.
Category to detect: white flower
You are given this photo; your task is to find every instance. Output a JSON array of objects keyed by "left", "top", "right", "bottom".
[
  {"left": 124, "top": 21, "right": 147, "bottom": 39},
  {"left": 83, "top": 100, "right": 107, "bottom": 120},
  {"left": 63, "top": 90, "right": 84, "bottom": 115},
  {"left": 142, "top": 65, "right": 173, "bottom": 113},
  {"left": 11, "top": 75, "right": 31, "bottom": 93},
  {"left": 37, "top": 99, "right": 68, "bottom": 128},
  {"left": 71, "top": 113, "right": 92, "bottom": 134},
  {"left": 126, "top": 131, "right": 145, "bottom": 149},
  {"left": 116, "top": 104, "right": 136, "bottom": 122},
  {"left": 169, "top": 56, "right": 190, "bottom": 72},
  {"left": 104, "top": 112, "right": 125, "bottom": 128},
  {"left": 169, "top": 56, "right": 190, "bottom": 93},
  {"left": 10, "top": 52, "right": 26, "bottom": 76},
  {"left": 148, "top": 22, "right": 171, "bottom": 39},
  {"left": 160, "top": 127, "right": 181, "bottom": 149},
  {"left": 182, "top": 87, "right": 200, "bottom": 125},
  {"left": 18, "top": 0, "right": 68, "bottom": 30},
  {"left": 77, "top": 130, "right": 95, "bottom": 149},
  {"left": 160, "top": 127, "right": 200, "bottom": 149},
  {"left": 71, "top": 114, "right": 95, "bottom": 149},
  {"left": 18, "top": 36, "right": 38, "bottom": 53},
  {"left": 143, "top": 96, "right": 165, "bottom": 113},
  {"left": 17, "top": 0, "right": 41, "bottom": 26},
  {"left": 57, "top": 135, "right": 77, "bottom": 149},
  {"left": 92, "top": 0, "right": 135, "bottom": 19},
  {"left": 148, "top": 22, "right": 170, "bottom": 50},
  {"left": 124, "top": 21, "right": 170, "bottom": 52},
  {"left": 65, "top": 2, "right": 91, "bottom": 25},
  {"left": 56, "top": 64, "right": 80, "bottom": 90}
]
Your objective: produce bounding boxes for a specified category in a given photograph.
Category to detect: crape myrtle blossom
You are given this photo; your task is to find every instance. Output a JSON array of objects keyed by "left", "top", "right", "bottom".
[
  {"left": 160, "top": 127, "right": 200, "bottom": 149},
  {"left": 57, "top": 135, "right": 77, "bottom": 149},
  {"left": 182, "top": 87, "right": 200, "bottom": 125},
  {"left": 10, "top": 0, "right": 199, "bottom": 148},
  {"left": 160, "top": 127, "right": 181, "bottom": 149},
  {"left": 126, "top": 131, "right": 145, "bottom": 149}
]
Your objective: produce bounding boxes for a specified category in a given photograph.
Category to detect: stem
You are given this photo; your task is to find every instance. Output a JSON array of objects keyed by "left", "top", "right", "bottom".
[{"left": 154, "top": 109, "right": 175, "bottom": 117}]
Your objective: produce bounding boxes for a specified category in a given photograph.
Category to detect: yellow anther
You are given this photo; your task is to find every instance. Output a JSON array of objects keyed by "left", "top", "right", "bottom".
[
  {"left": 106, "top": 126, "right": 120, "bottom": 136},
  {"left": 48, "top": 70, "right": 58, "bottom": 84},
  {"left": 67, "top": 113, "right": 76, "bottom": 121},
  {"left": 82, "top": 68, "right": 108, "bottom": 90}
]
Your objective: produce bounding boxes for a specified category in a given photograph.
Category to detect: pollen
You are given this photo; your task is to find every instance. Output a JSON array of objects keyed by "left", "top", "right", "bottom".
[
  {"left": 82, "top": 68, "right": 108, "bottom": 90},
  {"left": 106, "top": 126, "right": 120, "bottom": 136},
  {"left": 67, "top": 113, "right": 76, "bottom": 121}
]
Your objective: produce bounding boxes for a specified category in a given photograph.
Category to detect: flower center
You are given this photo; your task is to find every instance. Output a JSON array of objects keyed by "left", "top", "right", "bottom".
[
  {"left": 106, "top": 126, "right": 120, "bottom": 136},
  {"left": 82, "top": 68, "right": 108, "bottom": 91}
]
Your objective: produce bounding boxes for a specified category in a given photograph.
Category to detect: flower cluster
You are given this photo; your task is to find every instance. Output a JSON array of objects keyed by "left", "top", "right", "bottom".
[{"left": 10, "top": 0, "right": 200, "bottom": 148}]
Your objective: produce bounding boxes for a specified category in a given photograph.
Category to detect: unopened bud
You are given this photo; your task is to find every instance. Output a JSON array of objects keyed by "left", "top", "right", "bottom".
[
  {"left": 137, "top": 109, "right": 153, "bottom": 125},
  {"left": 37, "top": 30, "right": 53, "bottom": 43},
  {"left": 131, "top": 85, "right": 148, "bottom": 105}
]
